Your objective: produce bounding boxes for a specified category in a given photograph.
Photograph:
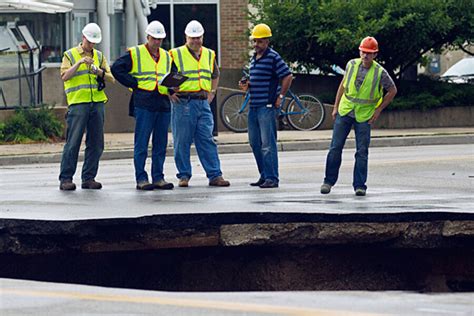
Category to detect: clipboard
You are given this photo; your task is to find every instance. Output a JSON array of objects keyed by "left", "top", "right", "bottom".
[{"left": 159, "top": 72, "right": 188, "bottom": 87}]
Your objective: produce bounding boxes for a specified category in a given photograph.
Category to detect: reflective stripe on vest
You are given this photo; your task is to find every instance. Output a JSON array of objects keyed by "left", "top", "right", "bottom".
[
  {"left": 63, "top": 47, "right": 107, "bottom": 105},
  {"left": 170, "top": 46, "right": 214, "bottom": 92},
  {"left": 339, "top": 58, "right": 383, "bottom": 122},
  {"left": 129, "top": 45, "right": 170, "bottom": 95}
]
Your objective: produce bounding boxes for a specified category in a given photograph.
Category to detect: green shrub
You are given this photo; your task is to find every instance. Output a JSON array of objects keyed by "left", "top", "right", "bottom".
[
  {"left": 388, "top": 77, "right": 474, "bottom": 111},
  {"left": 0, "top": 105, "right": 63, "bottom": 143},
  {"left": 0, "top": 123, "right": 4, "bottom": 141},
  {"left": 313, "top": 76, "right": 473, "bottom": 111}
]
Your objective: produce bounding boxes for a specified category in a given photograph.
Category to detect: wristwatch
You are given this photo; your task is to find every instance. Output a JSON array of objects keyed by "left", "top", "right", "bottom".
[
  {"left": 211, "top": 89, "right": 217, "bottom": 94},
  {"left": 278, "top": 94, "right": 284, "bottom": 99}
]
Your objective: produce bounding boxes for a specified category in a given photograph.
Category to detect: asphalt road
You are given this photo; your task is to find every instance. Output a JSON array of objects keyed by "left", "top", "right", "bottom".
[
  {"left": 0, "top": 144, "right": 473, "bottom": 314},
  {"left": 0, "top": 144, "right": 473, "bottom": 220},
  {"left": 1, "top": 278, "right": 473, "bottom": 316}
]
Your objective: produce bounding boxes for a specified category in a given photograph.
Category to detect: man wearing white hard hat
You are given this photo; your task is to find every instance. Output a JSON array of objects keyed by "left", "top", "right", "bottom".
[
  {"left": 58, "top": 22, "right": 114, "bottom": 191},
  {"left": 169, "top": 20, "right": 230, "bottom": 188},
  {"left": 112, "top": 21, "right": 174, "bottom": 191}
]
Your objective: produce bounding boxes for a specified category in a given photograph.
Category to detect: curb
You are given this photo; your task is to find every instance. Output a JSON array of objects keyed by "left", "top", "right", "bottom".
[{"left": 0, "top": 134, "right": 472, "bottom": 166}]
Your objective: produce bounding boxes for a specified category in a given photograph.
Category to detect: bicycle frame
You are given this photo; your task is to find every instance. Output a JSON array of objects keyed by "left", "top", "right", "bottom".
[
  {"left": 220, "top": 88, "right": 325, "bottom": 132},
  {"left": 237, "top": 90, "right": 307, "bottom": 117}
]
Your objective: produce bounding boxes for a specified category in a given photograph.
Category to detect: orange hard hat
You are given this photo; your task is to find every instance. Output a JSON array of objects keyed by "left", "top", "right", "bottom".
[{"left": 359, "top": 36, "right": 379, "bottom": 53}]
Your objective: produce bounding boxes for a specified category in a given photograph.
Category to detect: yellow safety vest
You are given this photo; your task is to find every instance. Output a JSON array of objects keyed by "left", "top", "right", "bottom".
[
  {"left": 169, "top": 45, "right": 215, "bottom": 92},
  {"left": 63, "top": 47, "right": 107, "bottom": 105},
  {"left": 129, "top": 45, "right": 170, "bottom": 95},
  {"left": 339, "top": 58, "right": 383, "bottom": 122}
]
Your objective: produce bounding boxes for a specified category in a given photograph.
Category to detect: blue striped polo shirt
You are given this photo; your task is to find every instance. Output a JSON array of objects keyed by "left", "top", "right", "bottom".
[{"left": 249, "top": 47, "right": 291, "bottom": 108}]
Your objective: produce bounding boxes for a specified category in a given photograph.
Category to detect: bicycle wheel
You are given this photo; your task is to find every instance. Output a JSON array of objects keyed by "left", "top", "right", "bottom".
[
  {"left": 219, "top": 91, "right": 249, "bottom": 133},
  {"left": 287, "top": 94, "right": 325, "bottom": 131}
]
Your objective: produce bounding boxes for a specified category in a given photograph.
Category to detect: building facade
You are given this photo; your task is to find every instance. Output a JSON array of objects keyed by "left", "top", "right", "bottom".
[{"left": 0, "top": 0, "right": 248, "bottom": 69}]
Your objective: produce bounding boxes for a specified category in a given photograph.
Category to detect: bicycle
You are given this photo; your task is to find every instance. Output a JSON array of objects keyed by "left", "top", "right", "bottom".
[{"left": 219, "top": 89, "right": 325, "bottom": 133}]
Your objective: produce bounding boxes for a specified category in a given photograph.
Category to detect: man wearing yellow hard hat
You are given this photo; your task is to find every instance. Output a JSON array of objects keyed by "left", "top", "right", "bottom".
[
  {"left": 239, "top": 23, "right": 293, "bottom": 189},
  {"left": 320, "top": 36, "right": 397, "bottom": 196}
]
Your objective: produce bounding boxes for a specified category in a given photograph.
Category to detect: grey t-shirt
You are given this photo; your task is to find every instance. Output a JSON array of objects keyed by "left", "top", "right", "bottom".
[
  {"left": 351, "top": 63, "right": 395, "bottom": 91},
  {"left": 344, "top": 60, "right": 395, "bottom": 118}
]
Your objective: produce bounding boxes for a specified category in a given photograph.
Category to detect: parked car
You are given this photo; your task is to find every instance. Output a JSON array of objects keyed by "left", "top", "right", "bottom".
[{"left": 440, "top": 57, "right": 474, "bottom": 84}]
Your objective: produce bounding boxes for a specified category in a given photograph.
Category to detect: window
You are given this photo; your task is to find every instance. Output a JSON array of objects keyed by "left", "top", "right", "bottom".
[
  {"left": 148, "top": 5, "right": 171, "bottom": 50},
  {"left": 72, "top": 13, "right": 89, "bottom": 46},
  {"left": 0, "top": 13, "right": 66, "bottom": 63},
  {"left": 147, "top": 1, "right": 219, "bottom": 62},
  {"left": 110, "top": 12, "right": 125, "bottom": 61}
]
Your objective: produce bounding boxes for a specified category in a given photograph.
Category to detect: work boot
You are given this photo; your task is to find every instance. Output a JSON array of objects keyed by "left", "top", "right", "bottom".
[
  {"left": 320, "top": 183, "right": 332, "bottom": 194},
  {"left": 81, "top": 180, "right": 102, "bottom": 190},
  {"left": 136, "top": 181, "right": 154, "bottom": 191},
  {"left": 59, "top": 180, "right": 76, "bottom": 191},
  {"left": 259, "top": 179, "right": 279, "bottom": 188},
  {"left": 355, "top": 188, "right": 367, "bottom": 196},
  {"left": 178, "top": 178, "right": 189, "bottom": 187},
  {"left": 153, "top": 179, "right": 174, "bottom": 190},
  {"left": 250, "top": 178, "right": 265, "bottom": 187},
  {"left": 209, "top": 176, "right": 230, "bottom": 187}
]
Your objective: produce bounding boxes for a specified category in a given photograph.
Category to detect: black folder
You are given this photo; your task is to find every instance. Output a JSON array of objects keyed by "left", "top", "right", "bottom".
[{"left": 159, "top": 73, "right": 188, "bottom": 87}]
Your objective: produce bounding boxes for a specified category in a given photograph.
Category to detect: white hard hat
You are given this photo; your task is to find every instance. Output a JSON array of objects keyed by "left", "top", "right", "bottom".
[
  {"left": 146, "top": 21, "right": 166, "bottom": 39},
  {"left": 185, "top": 20, "right": 204, "bottom": 37},
  {"left": 82, "top": 23, "right": 102, "bottom": 44}
]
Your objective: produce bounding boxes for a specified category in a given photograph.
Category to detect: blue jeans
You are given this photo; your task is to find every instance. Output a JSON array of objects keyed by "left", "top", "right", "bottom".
[
  {"left": 134, "top": 107, "right": 170, "bottom": 183},
  {"left": 171, "top": 98, "right": 222, "bottom": 180},
  {"left": 248, "top": 106, "right": 279, "bottom": 182},
  {"left": 59, "top": 102, "right": 105, "bottom": 182},
  {"left": 324, "top": 114, "right": 371, "bottom": 190}
]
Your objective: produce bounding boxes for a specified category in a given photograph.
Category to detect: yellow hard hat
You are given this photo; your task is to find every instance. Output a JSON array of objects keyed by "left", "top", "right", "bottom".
[{"left": 251, "top": 23, "right": 272, "bottom": 39}]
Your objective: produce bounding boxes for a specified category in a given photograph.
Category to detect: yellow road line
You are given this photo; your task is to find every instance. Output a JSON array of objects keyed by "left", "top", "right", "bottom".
[{"left": 0, "top": 288, "right": 379, "bottom": 316}]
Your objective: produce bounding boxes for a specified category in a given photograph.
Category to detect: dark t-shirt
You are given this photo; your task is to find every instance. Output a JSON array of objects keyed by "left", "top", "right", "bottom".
[{"left": 111, "top": 48, "right": 171, "bottom": 115}]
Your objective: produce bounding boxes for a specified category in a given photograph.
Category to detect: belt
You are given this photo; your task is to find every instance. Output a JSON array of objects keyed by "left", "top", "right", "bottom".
[{"left": 177, "top": 94, "right": 207, "bottom": 100}]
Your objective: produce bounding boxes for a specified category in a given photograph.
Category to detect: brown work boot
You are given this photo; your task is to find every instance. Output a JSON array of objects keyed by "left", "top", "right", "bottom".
[
  {"left": 153, "top": 179, "right": 174, "bottom": 190},
  {"left": 178, "top": 178, "right": 189, "bottom": 187},
  {"left": 136, "top": 181, "right": 155, "bottom": 191},
  {"left": 59, "top": 180, "right": 76, "bottom": 191},
  {"left": 209, "top": 176, "right": 230, "bottom": 187},
  {"left": 82, "top": 180, "right": 102, "bottom": 189}
]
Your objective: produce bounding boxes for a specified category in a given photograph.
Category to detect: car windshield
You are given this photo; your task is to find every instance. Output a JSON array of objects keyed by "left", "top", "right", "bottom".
[{"left": 441, "top": 57, "right": 474, "bottom": 77}]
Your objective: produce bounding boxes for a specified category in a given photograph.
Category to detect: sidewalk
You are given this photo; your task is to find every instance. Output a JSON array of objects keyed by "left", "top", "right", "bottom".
[{"left": 0, "top": 127, "right": 473, "bottom": 166}]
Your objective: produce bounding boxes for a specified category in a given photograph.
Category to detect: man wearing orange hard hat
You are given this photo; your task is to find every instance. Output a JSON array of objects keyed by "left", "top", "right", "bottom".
[{"left": 320, "top": 36, "right": 397, "bottom": 196}]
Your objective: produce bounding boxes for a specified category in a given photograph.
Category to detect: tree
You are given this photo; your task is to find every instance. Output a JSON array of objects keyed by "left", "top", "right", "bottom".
[{"left": 249, "top": 0, "right": 474, "bottom": 79}]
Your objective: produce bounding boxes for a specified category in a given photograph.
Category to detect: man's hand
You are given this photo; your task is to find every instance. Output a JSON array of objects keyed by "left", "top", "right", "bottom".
[
  {"left": 368, "top": 107, "right": 382, "bottom": 124},
  {"left": 169, "top": 93, "right": 179, "bottom": 103},
  {"left": 331, "top": 107, "right": 338, "bottom": 121},
  {"left": 238, "top": 81, "right": 249, "bottom": 92},
  {"left": 207, "top": 91, "right": 216, "bottom": 104},
  {"left": 274, "top": 97, "right": 282, "bottom": 109},
  {"left": 81, "top": 57, "right": 94, "bottom": 65}
]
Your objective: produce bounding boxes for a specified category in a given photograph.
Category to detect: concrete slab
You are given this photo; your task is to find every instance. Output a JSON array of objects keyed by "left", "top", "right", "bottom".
[{"left": 0, "top": 148, "right": 473, "bottom": 221}]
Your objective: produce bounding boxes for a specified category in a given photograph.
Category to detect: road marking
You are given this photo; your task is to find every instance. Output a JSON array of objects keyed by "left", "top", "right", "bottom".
[{"left": 0, "top": 288, "right": 379, "bottom": 316}]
